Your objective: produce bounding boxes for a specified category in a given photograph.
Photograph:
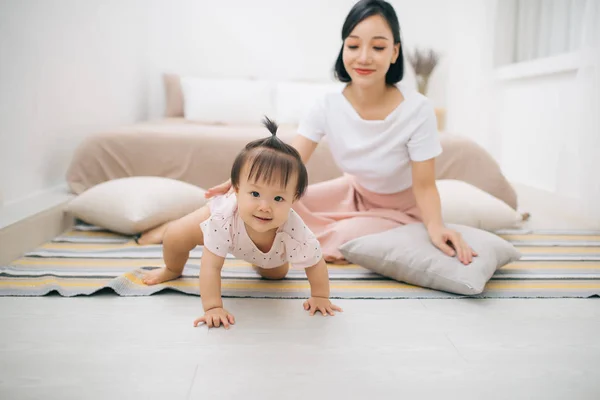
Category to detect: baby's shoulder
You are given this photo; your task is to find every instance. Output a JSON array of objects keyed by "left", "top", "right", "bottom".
[
  {"left": 279, "top": 209, "right": 317, "bottom": 242},
  {"left": 207, "top": 194, "right": 238, "bottom": 220},
  {"left": 200, "top": 195, "right": 237, "bottom": 256}
]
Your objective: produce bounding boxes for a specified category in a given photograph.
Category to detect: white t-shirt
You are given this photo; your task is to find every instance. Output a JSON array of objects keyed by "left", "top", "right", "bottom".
[{"left": 297, "top": 83, "right": 442, "bottom": 194}]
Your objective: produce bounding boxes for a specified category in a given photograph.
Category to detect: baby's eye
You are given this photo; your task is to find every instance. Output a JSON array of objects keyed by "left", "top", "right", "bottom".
[
  {"left": 274, "top": 196, "right": 284, "bottom": 202},
  {"left": 250, "top": 191, "right": 260, "bottom": 198}
]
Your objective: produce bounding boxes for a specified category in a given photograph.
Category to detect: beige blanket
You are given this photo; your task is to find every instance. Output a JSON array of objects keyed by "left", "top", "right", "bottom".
[{"left": 66, "top": 118, "right": 517, "bottom": 209}]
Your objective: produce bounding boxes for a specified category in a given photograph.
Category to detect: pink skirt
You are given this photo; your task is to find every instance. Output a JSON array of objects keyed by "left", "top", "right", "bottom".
[{"left": 292, "top": 175, "right": 422, "bottom": 262}]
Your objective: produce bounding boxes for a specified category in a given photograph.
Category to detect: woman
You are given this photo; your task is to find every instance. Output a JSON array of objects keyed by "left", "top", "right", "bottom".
[{"left": 204, "top": 0, "right": 476, "bottom": 265}]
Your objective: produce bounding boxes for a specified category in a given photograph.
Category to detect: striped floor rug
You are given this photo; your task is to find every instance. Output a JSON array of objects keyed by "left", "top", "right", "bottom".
[{"left": 1, "top": 224, "right": 600, "bottom": 298}]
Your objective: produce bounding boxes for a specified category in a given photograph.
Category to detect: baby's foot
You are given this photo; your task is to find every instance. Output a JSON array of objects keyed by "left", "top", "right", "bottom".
[{"left": 142, "top": 267, "right": 181, "bottom": 285}]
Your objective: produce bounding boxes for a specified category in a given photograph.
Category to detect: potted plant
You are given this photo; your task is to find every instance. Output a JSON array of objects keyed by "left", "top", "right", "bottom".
[{"left": 407, "top": 48, "right": 440, "bottom": 96}]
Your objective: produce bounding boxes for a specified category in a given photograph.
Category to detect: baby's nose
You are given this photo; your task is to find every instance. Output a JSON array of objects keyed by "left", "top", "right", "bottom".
[{"left": 258, "top": 199, "right": 271, "bottom": 210}]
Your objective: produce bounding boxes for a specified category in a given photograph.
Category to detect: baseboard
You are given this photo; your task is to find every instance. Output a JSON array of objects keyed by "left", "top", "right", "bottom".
[
  {"left": 0, "top": 185, "right": 75, "bottom": 265},
  {"left": 0, "top": 201, "right": 74, "bottom": 265},
  {"left": 0, "top": 184, "right": 73, "bottom": 229}
]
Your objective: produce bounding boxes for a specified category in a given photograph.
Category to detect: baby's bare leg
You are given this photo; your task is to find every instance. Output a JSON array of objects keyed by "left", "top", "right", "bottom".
[
  {"left": 143, "top": 206, "right": 211, "bottom": 285},
  {"left": 137, "top": 222, "right": 170, "bottom": 245},
  {"left": 252, "top": 263, "right": 290, "bottom": 280}
]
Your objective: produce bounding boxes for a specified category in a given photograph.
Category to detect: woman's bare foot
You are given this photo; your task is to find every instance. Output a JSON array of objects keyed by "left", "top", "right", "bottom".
[
  {"left": 324, "top": 256, "right": 350, "bottom": 265},
  {"left": 137, "top": 223, "right": 170, "bottom": 245},
  {"left": 142, "top": 267, "right": 182, "bottom": 285}
]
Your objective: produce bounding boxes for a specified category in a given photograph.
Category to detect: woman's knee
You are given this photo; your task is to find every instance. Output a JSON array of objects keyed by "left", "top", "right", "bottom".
[{"left": 253, "top": 263, "right": 289, "bottom": 280}]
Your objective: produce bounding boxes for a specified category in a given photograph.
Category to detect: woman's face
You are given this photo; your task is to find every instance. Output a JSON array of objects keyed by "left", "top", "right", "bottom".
[{"left": 342, "top": 14, "right": 400, "bottom": 87}]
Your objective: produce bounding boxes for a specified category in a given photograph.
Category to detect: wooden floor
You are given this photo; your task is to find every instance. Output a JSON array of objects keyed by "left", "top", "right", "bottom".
[
  {"left": 0, "top": 296, "right": 598, "bottom": 400},
  {"left": 0, "top": 184, "right": 599, "bottom": 400}
]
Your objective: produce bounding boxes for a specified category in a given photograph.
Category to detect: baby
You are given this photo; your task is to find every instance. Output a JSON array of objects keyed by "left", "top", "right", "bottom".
[{"left": 142, "top": 117, "right": 342, "bottom": 329}]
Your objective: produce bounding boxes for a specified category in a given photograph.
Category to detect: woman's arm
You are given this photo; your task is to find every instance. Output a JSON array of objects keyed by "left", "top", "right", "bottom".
[
  {"left": 411, "top": 159, "right": 444, "bottom": 231},
  {"left": 291, "top": 135, "right": 319, "bottom": 164},
  {"left": 411, "top": 158, "right": 475, "bottom": 264}
]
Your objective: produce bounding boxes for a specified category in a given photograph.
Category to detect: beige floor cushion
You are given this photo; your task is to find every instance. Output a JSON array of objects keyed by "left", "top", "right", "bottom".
[
  {"left": 438, "top": 179, "right": 523, "bottom": 231},
  {"left": 339, "top": 223, "right": 521, "bottom": 295},
  {"left": 65, "top": 177, "right": 207, "bottom": 235}
]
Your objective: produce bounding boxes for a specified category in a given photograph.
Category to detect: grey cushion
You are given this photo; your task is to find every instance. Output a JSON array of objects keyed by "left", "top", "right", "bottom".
[{"left": 339, "top": 223, "right": 521, "bottom": 295}]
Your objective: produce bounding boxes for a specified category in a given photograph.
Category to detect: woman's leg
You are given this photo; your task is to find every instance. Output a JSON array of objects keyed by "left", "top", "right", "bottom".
[
  {"left": 297, "top": 175, "right": 356, "bottom": 211},
  {"left": 292, "top": 175, "right": 357, "bottom": 235},
  {"left": 295, "top": 178, "right": 423, "bottom": 263},
  {"left": 318, "top": 217, "right": 401, "bottom": 262}
]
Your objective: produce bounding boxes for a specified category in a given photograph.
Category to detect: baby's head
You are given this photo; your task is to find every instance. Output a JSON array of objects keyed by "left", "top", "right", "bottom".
[{"left": 231, "top": 117, "right": 308, "bottom": 234}]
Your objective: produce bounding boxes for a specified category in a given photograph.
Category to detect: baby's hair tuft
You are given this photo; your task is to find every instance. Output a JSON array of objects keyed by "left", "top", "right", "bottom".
[{"left": 262, "top": 116, "right": 278, "bottom": 136}]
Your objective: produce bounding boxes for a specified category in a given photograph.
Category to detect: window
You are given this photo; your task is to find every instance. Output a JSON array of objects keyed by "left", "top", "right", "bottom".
[{"left": 494, "top": 0, "right": 587, "bottom": 67}]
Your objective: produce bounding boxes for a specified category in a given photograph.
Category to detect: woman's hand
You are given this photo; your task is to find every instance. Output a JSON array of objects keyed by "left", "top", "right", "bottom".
[
  {"left": 428, "top": 225, "right": 477, "bottom": 265},
  {"left": 205, "top": 179, "right": 233, "bottom": 199}
]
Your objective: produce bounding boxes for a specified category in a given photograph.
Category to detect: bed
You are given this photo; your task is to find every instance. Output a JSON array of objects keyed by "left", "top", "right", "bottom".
[{"left": 66, "top": 117, "right": 518, "bottom": 210}]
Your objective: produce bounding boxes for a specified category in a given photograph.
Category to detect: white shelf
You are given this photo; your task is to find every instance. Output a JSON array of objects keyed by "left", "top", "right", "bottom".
[{"left": 494, "top": 51, "right": 581, "bottom": 81}]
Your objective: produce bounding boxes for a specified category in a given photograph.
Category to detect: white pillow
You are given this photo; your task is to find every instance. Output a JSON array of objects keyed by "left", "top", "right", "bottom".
[
  {"left": 339, "top": 223, "right": 521, "bottom": 295},
  {"left": 65, "top": 177, "right": 207, "bottom": 235},
  {"left": 275, "top": 81, "right": 344, "bottom": 124},
  {"left": 438, "top": 179, "right": 522, "bottom": 231},
  {"left": 181, "top": 77, "right": 274, "bottom": 125}
]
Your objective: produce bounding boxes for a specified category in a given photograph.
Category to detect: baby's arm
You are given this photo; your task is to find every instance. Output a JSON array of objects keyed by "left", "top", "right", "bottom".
[
  {"left": 304, "top": 258, "right": 343, "bottom": 316},
  {"left": 199, "top": 249, "right": 225, "bottom": 311},
  {"left": 193, "top": 248, "right": 235, "bottom": 329},
  {"left": 305, "top": 257, "right": 331, "bottom": 298}
]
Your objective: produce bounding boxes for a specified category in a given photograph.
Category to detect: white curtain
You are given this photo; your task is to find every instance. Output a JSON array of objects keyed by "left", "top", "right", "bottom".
[
  {"left": 494, "top": 0, "right": 600, "bottom": 221},
  {"left": 513, "top": 0, "right": 587, "bottom": 63},
  {"left": 555, "top": 0, "right": 600, "bottom": 222},
  {"left": 574, "top": 0, "right": 600, "bottom": 220}
]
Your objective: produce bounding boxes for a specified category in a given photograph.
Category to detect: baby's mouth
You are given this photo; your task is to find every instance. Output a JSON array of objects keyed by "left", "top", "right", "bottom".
[{"left": 253, "top": 215, "right": 272, "bottom": 222}]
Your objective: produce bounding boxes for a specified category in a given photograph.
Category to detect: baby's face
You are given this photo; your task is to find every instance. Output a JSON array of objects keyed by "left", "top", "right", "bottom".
[{"left": 235, "top": 165, "right": 298, "bottom": 236}]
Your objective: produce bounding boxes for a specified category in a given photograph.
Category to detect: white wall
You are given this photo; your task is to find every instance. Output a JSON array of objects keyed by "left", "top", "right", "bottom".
[
  {"left": 443, "top": 0, "right": 600, "bottom": 224},
  {"left": 496, "top": 69, "right": 600, "bottom": 222},
  {"left": 8, "top": 0, "right": 594, "bottom": 222},
  {"left": 497, "top": 72, "right": 577, "bottom": 192},
  {"left": 0, "top": 0, "right": 148, "bottom": 206},
  {"left": 444, "top": 0, "right": 498, "bottom": 150},
  {"left": 1, "top": 0, "right": 458, "bottom": 207},
  {"left": 145, "top": 0, "right": 454, "bottom": 117}
]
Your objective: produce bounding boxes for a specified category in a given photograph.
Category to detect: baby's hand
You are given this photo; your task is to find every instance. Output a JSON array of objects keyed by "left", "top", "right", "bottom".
[
  {"left": 193, "top": 307, "right": 235, "bottom": 329},
  {"left": 303, "top": 297, "right": 343, "bottom": 316}
]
